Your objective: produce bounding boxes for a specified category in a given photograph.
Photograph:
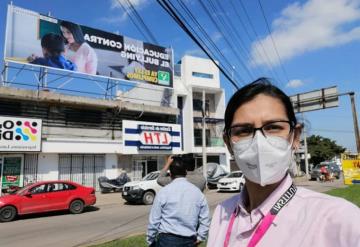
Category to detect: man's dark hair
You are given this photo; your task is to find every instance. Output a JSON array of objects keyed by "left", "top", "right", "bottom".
[
  {"left": 224, "top": 77, "right": 297, "bottom": 135},
  {"left": 41, "top": 33, "right": 65, "bottom": 57},
  {"left": 59, "top": 20, "right": 85, "bottom": 44},
  {"left": 170, "top": 158, "right": 187, "bottom": 179},
  {"left": 179, "top": 153, "right": 196, "bottom": 171}
]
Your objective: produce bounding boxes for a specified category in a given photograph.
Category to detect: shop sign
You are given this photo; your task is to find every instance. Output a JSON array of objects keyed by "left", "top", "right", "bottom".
[
  {"left": 1, "top": 156, "right": 23, "bottom": 189},
  {"left": 341, "top": 153, "right": 360, "bottom": 185},
  {"left": 0, "top": 116, "right": 42, "bottom": 152},
  {"left": 123, "top": 120, "right": 181, "bottom": 154}
]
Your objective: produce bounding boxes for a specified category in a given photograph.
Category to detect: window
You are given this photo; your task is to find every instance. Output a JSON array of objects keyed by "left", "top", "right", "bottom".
[
  {"left": 30, "top": 184, "right": 47, "bottom": 194},
  {"left": 194, "top": 129, "right": 211, "bottom": 146},
  {"left": 192, "top": 72, "right": 214, "bottom": 79},
  {"left": 193, "top": 99, "right": 209, "bottom": 112}
]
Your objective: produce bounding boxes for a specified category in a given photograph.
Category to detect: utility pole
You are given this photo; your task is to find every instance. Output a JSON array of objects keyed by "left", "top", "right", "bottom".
[
  {"left": 202, "top": 90, "right": 207, "bottom": 181},
  {"left": 302, "top": 113, "right": 310, "bottom": 178},
  {"left": 349, "top": 92, "right": 360, "bottom": 153}
]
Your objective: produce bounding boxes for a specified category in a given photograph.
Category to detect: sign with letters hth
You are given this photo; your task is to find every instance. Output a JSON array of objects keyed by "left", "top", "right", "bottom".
[{"left": 123, "top": 120, "right": 181, "bottom": 154}]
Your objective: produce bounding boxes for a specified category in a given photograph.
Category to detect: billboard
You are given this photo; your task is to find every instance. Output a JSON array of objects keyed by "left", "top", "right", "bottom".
[
  {"left": 4, "top": 5, "right": 173, "bottom": 87},
  {"left": 123, "top": 120, "right": 182, "bottom": 154},
  {"left": 341, "top": 153, "right": 360, "bottom": 185},
  {"left": 0, "top": 116, "right": 42, "bottom": 152}
]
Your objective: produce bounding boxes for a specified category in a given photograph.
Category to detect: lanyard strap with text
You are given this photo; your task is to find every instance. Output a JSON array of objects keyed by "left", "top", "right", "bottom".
[{"left": 223, "top": 183, "right": 297, "bottom": 247}]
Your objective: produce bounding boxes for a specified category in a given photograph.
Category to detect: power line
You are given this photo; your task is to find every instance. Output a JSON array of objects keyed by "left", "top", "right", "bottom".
[
  {"left": 238, "top": 0, "right": 283, "bottom": 85},
  {"left": 125, "top": 0, "right": 159, "bottom": 45},
  {"left": 257, "top": 0, "right": 290, "bottom": 84},
  {"left": 198, "top": 0, "right": 255, "bottom": 81},
  {"left": 156, "top": 0, "right": 240, "bottom": 89},
  {"left": 174, "top": 0, "right": 243, "bottom": 84}
]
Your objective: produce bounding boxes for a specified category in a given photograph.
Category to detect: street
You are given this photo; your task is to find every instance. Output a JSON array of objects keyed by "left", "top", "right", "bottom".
[{"left": 0, "top": 178, "right": 347, "bottom": 247}]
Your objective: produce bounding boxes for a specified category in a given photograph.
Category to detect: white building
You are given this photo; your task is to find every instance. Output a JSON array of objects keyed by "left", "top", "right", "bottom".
[{"left": 0, "top": 55, "right": 229, "bottom": 191}]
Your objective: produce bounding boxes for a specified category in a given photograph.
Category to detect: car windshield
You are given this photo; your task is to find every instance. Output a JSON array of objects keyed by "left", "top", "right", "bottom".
[
  {"left": 227, "top": 172, "right": 242, "bottom": 178},
  {"left": 15, "top": 184, "right": 33, "bottom": 195},
  {"left": 142, "top": 172, "right": 159, "bottom": 181}
]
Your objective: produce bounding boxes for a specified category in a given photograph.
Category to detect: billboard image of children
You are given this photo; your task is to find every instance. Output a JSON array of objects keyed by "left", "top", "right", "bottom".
[
  {"left": 28, "top": 33, "right": 76, "bottom": 71},
  {"left": 60, "top": 21, "right": 98, "bottom": 75}
]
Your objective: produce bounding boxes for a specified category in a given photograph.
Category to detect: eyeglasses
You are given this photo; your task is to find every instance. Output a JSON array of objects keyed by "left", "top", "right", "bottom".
[{"left": 226, "top": 120, "right": 294, "bottom": 143}]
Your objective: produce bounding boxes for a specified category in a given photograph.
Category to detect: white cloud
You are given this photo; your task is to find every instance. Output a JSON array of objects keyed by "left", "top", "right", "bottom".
[
  {"left": 250, "top": 0, "right": 360, "bottom": 67},
  {"left": 286, "top": 79, "right": 304, "bottom": 88},
  {"left": 110, "top": 0, "right": 146, "bottom": 9},
  {"left": 100, "top": 13, "right": 128, "bottom": 24},
  {"left": 102, "top": 0, "right": 147, "bottom": 23}
]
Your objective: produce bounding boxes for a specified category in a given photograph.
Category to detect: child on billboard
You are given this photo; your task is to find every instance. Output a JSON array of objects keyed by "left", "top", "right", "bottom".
[{"left": 28, "top": 33, "right": 77, "bottom": 71}]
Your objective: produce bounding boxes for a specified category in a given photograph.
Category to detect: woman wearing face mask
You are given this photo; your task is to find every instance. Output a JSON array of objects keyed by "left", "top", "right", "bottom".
[
  {"left": 207, "top": 78, "right": 360, "bottom": 247},
  {"left": 60, "top": 21, "right": 98, "bottom": 75}
]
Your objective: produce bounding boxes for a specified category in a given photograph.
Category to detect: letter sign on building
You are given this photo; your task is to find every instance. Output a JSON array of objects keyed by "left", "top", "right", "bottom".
[{"left": 123, "top": 120, "right": 182, "bottom": 154}]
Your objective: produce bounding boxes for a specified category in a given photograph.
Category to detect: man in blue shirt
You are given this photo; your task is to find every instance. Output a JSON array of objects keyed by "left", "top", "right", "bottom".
[{"left": 147, "top": 157, "right": 210, "bottom": 246}]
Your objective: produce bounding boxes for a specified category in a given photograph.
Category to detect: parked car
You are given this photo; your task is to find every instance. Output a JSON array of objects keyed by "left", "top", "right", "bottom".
[
  {"left": 217, "top": 171, "right": 245, "bottom": 192},
  {"left": 206, "top": 163, "right": 229, "bottom": 189},
  {"left": 310, "top": 162, "right": 341, "bottom": 181},
  {"left": 122, "top": 171, "right": 163, "bottom": 205},
  {"left": 0, "top": 180, "right": 96, "bottom": 222}
]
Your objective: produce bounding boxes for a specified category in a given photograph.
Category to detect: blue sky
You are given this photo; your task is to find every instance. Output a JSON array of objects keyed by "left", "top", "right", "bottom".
[{"left": 0, "top": 0, "right": 360, "bottom": 152}]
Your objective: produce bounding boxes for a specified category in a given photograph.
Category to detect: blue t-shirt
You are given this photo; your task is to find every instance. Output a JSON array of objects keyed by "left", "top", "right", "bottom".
[{"left": 31, "top": 56, "right": 77, "bottom": 71}]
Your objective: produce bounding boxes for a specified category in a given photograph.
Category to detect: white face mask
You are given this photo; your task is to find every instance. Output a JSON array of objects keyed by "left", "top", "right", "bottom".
[{"left": 232, "top": 131, "right": 293, "bottom": 186}]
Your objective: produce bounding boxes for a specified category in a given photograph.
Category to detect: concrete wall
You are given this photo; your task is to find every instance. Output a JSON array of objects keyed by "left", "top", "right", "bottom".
[
  {"left": 181, "top": 56, "right": 220, "bottom": 89},
  {"left": 42, "top": 140, "right": 122, "bottom": 154},
  {"left": 37, "top": 153, "right": 58, "bottom": 181},
  {"left": 116, "top": 83, "right": 176, "bottom": 108}
]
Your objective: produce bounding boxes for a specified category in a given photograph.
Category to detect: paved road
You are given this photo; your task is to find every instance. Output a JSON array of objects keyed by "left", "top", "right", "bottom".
[{"left": 0, "top": 177, "right": 347, "bottom": 247}]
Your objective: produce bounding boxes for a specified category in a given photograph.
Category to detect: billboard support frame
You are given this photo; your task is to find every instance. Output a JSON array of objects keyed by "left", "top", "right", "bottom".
[{"left": 2, "top": 60, "right": 174, "bottom": 104}]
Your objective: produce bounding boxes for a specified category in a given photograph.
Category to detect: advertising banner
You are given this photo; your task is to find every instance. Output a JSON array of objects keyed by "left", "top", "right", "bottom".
[
  {"left": 1, "top": 156, "right": 23, "bottom": 189},
  {"left": 4, "top": 5, "right": 173, "bottom": 87},
  {"left": 341, "top": 153, "right": 360, "bottom": 185},
  {"left": 0, "top": 116, "right": 42, "bottom": 152},
  {"left": 123, "top": 120, "right": 182, "bottom": 154}
]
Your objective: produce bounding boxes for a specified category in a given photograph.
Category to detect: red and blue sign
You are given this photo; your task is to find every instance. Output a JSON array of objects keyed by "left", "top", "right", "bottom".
[{"left": 123, "top": 120, "right": 181, "bottom": 153}]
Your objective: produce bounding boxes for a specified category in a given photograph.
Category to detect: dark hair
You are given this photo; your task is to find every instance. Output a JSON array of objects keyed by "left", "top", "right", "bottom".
[
  {"left": 41, "top": 33, "right": 65, "bottom": 57},
  {"left": 172, "top": 153, "right": 196, "bottom": 171},
  {"left": 59, "top": 20, "right": 85, "bottom": 45},
  {"left": 224, "top": 77, "right": 297, "bottom": 134},
  {"left": 170, "top": 158, "right": 187, "bottom": 178}
]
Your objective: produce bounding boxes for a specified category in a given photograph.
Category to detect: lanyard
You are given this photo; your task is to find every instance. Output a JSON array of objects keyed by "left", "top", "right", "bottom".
[{"left": 223, "top": 183, "right": 297, "bottom": 247}]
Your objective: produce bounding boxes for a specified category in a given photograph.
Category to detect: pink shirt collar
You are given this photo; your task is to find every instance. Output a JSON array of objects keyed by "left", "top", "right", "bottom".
[{"left": 237, "top": 174, "right": 292, "bottom": 217}]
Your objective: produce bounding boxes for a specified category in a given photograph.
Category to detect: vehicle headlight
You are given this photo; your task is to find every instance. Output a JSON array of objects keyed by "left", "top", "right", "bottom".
[{"left": 132, "top": 185, "right": 140, "bottom": 190}]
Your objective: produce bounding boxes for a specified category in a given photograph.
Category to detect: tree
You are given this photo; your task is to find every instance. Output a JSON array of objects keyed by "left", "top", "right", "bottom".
[{"left": 304, "top": 135, "right": 346, "bottom": 165}]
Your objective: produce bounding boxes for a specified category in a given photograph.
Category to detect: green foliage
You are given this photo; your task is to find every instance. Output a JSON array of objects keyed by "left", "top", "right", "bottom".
[
  {"left": 305, "top": 135, "right": 345, "bottom": 165},
  {"left": 326, "top": 185, "right": 360, "bottom": 207}
]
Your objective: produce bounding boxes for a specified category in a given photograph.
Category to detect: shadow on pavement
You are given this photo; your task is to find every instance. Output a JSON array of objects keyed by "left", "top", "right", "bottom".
[{"left": 13, "top": 206, "right": 100, "bottom": 222}]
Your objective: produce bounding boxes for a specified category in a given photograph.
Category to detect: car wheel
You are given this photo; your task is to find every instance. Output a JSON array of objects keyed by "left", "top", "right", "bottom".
[
  {"left": 0, "top": 206, "right": 17, "bottom": 222},
  {"left": 142, "top": 191, "right": 155, "bottom": 205},
  {"left": 69, "top": 199, "right": 85, "bottom": 214}
]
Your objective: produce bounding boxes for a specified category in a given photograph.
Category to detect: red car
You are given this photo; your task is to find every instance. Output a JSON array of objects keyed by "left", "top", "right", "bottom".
[{"left": 0, "top": 180, "right": 96, "bottom": 222}]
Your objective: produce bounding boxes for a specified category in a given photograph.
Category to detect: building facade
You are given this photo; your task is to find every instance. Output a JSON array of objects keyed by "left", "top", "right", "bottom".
[{"left": 0, "top": 55, "right": 229, "bottom": 192}]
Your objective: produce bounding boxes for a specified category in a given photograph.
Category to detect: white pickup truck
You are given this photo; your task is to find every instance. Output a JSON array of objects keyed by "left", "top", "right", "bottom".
[{"left": 122, "top": 171, "right": 164, "bottom": 205}]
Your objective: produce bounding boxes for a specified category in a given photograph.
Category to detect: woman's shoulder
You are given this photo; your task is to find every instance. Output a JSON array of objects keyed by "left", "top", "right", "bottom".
[{"left": 295, "top": 187, "right": 359, "bottom": 213}]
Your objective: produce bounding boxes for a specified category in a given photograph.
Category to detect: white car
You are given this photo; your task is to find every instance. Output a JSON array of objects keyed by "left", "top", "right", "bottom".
[
  {"left": 122, "top": 171, "right": 163, "bottom": 205},
  {"left": 217, "top": 171, "right": 245, "bottom": 192}
]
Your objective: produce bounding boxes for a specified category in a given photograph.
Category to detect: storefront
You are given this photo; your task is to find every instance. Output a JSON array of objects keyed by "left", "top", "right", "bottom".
[
  {"left": 122, "top": 120, "right": 182, "bottom": 180},
  {"left": 0, "top": 116, "right": 42, "bottom": 193}
]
